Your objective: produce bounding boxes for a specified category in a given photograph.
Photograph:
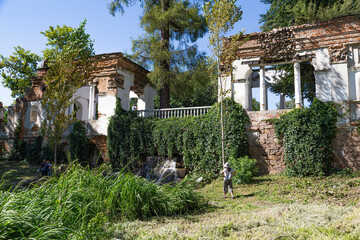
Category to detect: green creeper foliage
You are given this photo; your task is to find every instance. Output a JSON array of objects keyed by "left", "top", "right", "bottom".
[
  {"left": 7, "top": 120, "right": 27, "bottom": 162},
  {"left": 274, "top": 99, "right": 340, "bottom": 176},
  {"left": 108, "top": 98, "right": 249, "bottom": 178},
  {"left": 25, "top": 135, "right": 43, "bottom": 165},
  {"left": 229, "top": 156, "right": 259, "bottom": 184},
  {"left": 107, "top": 99, "right": 154, "bottom": 171},
  {"left": 69, "top": 121, "right": 92, "bottom": 165},
  {"left": 0, "top": 47, "right": 42, "bottom": 98}
]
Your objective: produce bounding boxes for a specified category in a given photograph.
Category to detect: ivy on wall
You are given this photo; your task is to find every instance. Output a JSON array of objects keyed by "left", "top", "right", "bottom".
[
  {"left": 107, "top": 98, "right": 249, "bottom": 177},
  {"left": 69, "top": 121, "right": 96, "bottom": 165},
  {"left": 107, "top": 99, "right": 154, "bottom": 171},
  {"left": 273, "top": 99, "right": 339, "bottom": 176}
]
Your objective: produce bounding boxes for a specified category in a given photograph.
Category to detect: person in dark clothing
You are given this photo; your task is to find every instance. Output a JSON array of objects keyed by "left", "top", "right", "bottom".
[
  {"left": 38, "top": 159, "right": 46, "bottom": 175},
  {"left": 41, "top": 160, "right": 52, "bottom": 176}
]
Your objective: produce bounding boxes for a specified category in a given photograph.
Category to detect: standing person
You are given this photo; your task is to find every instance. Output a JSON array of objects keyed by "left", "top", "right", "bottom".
[{"left": 220, "top": 162, "right": 237, "bottom": 199}]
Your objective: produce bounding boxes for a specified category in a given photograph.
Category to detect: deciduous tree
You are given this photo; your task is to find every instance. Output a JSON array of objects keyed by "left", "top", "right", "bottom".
[
  {"left": 0, "top": 47, "right": 41, "bottom": 98},
  {"left": 203, "top": 0, "right": 242, "bottom": 165},
  {"left": 41, "top": 20, "right": 95, "bottom": 166}
]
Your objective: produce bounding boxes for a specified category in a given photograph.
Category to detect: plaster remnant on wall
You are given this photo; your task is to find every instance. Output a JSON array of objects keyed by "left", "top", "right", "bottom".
[{"left": 0, "top": 52, "right": 156, "bottom": 163}]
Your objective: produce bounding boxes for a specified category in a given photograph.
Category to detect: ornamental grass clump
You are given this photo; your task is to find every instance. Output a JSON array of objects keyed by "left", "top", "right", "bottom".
[
  {"left": 274, "top": 99, "right": 340, "bottom": 177},
  {"left": 0, "top": 163, "right": 204, "bottom": 239}
]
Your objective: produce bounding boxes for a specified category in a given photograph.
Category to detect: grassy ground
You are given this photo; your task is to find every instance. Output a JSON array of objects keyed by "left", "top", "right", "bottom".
[
  {"left": 0, "top": 160, "right": 40, "bottom": 190},
  {"left": 2, "top": 161, "right": 360, "bottom": 239},
  {"left": 113, "top": 173, "right": 360, "bottom": 239}
]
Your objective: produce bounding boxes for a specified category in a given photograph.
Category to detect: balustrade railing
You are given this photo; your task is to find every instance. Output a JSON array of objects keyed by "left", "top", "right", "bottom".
[{"left": 137, "top": 106, "right": 212, "bottom": 118}]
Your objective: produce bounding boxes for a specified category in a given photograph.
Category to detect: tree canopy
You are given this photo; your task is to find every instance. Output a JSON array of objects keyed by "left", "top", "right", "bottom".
[
  {"left": 260, "top": 0, "right": 360, "bottom": 32},
  {"left": 41, "top": 20, "right": 95, "bottom": 165},
  {"left": 108, "top": 0, "right": 207, "bottom": 108},
  {"left": 0, "top": 47, "right": 42, "bottom": 98}
]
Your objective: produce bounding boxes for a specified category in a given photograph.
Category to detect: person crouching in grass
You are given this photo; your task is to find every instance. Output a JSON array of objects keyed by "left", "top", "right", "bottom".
[{"left": 221, "top": 162, "right": 236, "bottom": 199}]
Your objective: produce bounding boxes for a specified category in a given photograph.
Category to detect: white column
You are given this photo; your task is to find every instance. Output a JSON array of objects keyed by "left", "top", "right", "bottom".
[
  {"left": 265, "top": 85, "right": 268, "bottom": 110},
  {"left": 294, "top": 62, "right": 302, "bottom": 108},
  {"left": 279, "top": 94, "right": 285, "bottom": 109},
  {"left": 244, "top": 78, "right": 252, "bottom": 110},
  {"left": 88, "top": 85, "right": 94, "bottom": 120},
  {"left": 356, "top": 73, "right": 360, "bottom": 100},
  {"left": 260, "top": 66, "right": 267, "bottom": 111}
]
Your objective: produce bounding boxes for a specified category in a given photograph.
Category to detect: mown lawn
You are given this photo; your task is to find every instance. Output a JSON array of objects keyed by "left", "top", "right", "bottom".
[{"left": 112, "top": 173, "right": 360, "bottom": 239}]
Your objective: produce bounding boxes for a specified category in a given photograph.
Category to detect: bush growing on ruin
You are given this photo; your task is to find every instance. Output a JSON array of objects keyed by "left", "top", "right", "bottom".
[
  {"left": 7, "top": 120, "right": 26, "bottom": 162},
  {"left": 68, "top": 121, "right": 93, "bottom": 165},
  {"left": 274, "top": 99, "right": 339, "bottom": 176},
  {"left": 107, "top": 98, "right": 249, "bottom": 179},
  {"left": 25, "top": 135, "right": 43, "bottom": 165}
]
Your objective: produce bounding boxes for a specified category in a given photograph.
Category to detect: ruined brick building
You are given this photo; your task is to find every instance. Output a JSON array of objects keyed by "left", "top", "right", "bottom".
[
  {"left": 0, "top": 52, "right": 156, "bottom": 162},
  {"left": 221, "top": 14, "right": 360, "bottom": 173},
  {"left": 1, "top": 15, "right": 360, "bottom": 174}
]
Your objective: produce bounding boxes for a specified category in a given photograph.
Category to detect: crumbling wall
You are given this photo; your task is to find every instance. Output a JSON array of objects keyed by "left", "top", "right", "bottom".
[
  {"left": 226, "top": 15, "right": 360, "bottom": 63},
  {"left": 247, "top": 110, "right": 287, "bottom": 174},
  {"left": 332, "top": 125, "right": 360, "bottom": 171},
  {"left": 247, "top": 110, "right": 360, "bottom": 174}
]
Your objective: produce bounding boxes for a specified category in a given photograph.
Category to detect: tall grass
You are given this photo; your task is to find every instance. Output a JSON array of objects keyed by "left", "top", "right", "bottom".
[{"left": 0, "top": 164, "right": 204, "bottom": 239}]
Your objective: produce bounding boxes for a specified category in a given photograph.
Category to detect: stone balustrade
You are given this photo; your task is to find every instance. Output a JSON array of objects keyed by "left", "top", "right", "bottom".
[{"left": 137, "top": 106, "right": 212, "bottom": 118}]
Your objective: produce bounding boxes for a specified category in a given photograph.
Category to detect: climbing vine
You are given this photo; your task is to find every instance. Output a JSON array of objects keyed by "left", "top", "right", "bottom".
[
  {"left": 69, "top": 121, "right": 94, "bottom": 165},
  {"left": 107, "top": 98, "right": 249, "bottom": 178},
  {"left": 274, "top": 99, "right": 339, "bottom": 176},
  {"left": 107, "top": 99, "right": 154, "bottom": 171}
]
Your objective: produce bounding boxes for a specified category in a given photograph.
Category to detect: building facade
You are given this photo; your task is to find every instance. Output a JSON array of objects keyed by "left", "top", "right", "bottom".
[{"left": 0, "top": 52, "right": 156, "bottom": 162}]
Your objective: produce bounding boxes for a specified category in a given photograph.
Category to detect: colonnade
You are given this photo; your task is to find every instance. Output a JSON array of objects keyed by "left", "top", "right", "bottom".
[{"left": 258, "top": 62, "right": 302, "bottom": 111}]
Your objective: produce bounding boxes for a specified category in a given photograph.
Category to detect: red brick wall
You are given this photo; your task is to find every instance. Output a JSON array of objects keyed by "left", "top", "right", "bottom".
[
  {"left": 226, "top": 15, "right": 360, "bottom": 63},
  {"left": 247, "top": 110, "right": 360, "bottom": 174},
  {"left": 247, "top": 110, "right": 286, "bottom": 174},
  {"left": 333, "top": 127, "right": 360, "bottom": 171}
]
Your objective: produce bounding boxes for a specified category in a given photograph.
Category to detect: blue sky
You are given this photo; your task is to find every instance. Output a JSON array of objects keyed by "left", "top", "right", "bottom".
[{"left": 0, "top": 0, "right": 280, "bottom": 108}]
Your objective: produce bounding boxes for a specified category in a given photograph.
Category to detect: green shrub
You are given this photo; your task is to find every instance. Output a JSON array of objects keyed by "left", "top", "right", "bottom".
[
  {"left": 68, "top": 121, "right": 94, "bottom": 165},
  {"left": 274, "top": 99, "right": 339, "bottom": 177},
  {"left": 229, "top": 156, "right": 258, "bottom": 184},
  {"left": 26, "top": 135, "right": 43, "bottom": 164},
  {"left": 107, "top": 98, "right": 249, "bottom": 178},
  {"left": 7, "top": 120, "right": 26, "bottom": 162},
  {"left": 107, "top": 99, "right": 154, "bottom": 171}
]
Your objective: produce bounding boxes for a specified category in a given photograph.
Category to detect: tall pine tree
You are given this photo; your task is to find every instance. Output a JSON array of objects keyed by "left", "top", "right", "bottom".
[{"left": 108, "top": 0, "right": 207, "bottom": 108}]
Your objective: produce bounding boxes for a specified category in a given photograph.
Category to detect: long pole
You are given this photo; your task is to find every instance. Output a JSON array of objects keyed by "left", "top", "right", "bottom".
[{"left": 218, "top": 43, "right": 225, "bottom": 166}]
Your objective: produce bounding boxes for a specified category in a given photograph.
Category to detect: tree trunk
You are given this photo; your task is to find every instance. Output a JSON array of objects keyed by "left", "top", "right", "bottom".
[
  {"left": 160, "top": 84, "right": 170, "bottom": 108},
  {"left": 54, "top": 137, "right": 57, "bottom": 167},
  {"left": 159, "top": 0, "right": 170, "bottom": 109}
]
